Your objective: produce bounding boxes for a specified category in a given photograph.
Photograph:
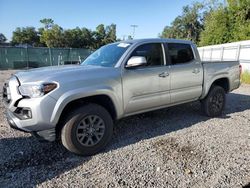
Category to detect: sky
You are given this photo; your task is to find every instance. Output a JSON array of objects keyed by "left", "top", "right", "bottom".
[{"left": 0, "top": 0, "right": 202, "bottom": 41}]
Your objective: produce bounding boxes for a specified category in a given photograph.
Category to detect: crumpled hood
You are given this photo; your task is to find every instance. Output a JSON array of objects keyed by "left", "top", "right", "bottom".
[{"left": 15, "top": 65, "right": 106, "bottom": 83}]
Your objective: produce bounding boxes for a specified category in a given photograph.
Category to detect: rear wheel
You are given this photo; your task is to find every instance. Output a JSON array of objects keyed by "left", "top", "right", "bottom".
[
  {"left": 61, "top": 103, "right": 113, "bottom": 156},
  {"left": 201, "top": 86, "right": 226, "bottom": 117}
]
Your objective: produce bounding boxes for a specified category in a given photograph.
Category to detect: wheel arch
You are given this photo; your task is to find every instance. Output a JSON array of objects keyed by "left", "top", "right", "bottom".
[
  {"left": 54, "top": 94, "right": 118, "bottom": 137},
  {"left": 201, "top": 77, "right": 230, "bottom": 99},
  {"left": 211, "top": 77, "right": 230, "bottom": 93}
]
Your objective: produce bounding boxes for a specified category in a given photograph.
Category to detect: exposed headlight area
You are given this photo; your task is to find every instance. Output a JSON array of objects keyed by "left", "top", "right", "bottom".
[
  {"left": 14, "top": 107, "right": 32, "bottom": 120},
  {"left": 18, "top": 83, "right": 57, "bottom": 98}
]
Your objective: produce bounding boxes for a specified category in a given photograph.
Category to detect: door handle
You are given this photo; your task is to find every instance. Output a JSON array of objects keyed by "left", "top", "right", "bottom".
[
  {"left": 159, "top": 72, "right": 169, "bottom": 78},
  {"left": 192, "top": 68, "right": 200, "bottom": 74}
]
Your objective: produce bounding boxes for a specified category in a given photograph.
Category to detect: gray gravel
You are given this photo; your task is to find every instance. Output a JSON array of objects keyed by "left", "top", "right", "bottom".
[{"left": 0, "top": 70, "right": 250, "bottom": 188}]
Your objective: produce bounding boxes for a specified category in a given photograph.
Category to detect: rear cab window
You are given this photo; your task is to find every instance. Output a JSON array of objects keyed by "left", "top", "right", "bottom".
[{"left": 167, "top": 43, "right": 194, "bottom": 65}]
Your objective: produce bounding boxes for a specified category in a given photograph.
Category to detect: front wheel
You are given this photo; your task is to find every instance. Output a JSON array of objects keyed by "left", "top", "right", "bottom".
[
  {"left": 201, "top": 86, "right": 226, "bottom": 117},
  {"left": 61, "top": 103, "right": 113, "bottom": 156}
]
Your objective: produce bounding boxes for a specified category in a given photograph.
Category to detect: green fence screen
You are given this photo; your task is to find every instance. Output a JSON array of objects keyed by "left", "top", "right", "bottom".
[{"left": 0, "top": 47, "right": 92, "bottom": 69}]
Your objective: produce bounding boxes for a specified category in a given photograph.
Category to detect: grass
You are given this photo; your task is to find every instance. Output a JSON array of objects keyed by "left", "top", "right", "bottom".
[{"left": 241, "top": 71, "right": 250, "bottom": 84}]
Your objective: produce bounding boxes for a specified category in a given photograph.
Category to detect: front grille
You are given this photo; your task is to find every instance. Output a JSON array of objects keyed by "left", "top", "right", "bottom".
[{"left": 2, "top": 82, "right": 11, "bottom": 104}]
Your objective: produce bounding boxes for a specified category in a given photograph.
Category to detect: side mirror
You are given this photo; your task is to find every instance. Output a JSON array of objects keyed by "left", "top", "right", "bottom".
[{"left": 126, "top": 56, "right": 147, "bottom": 68}]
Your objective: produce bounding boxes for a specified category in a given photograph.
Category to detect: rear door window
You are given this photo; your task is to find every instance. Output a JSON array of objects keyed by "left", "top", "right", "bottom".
[{"left": 167, "top": 43, "right": 194, "bottom": 65}]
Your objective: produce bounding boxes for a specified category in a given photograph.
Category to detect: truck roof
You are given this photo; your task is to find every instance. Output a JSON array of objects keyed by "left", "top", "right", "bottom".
[{"left": 122, "top": 38, "right": 194, "bottom": 45}]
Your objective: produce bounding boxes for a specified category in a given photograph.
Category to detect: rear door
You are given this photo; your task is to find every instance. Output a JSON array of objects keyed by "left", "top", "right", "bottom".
[{"left": 167, "top": 43, "right": 203, "bottom": 103}]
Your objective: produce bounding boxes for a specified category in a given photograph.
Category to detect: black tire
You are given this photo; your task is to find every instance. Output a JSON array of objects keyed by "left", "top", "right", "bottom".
[
  {"left": 201, "top": 85, "right": 226, "bottom": 117},
  {"left": 61, "top": 103, "right": 113, "bottom": 156}
]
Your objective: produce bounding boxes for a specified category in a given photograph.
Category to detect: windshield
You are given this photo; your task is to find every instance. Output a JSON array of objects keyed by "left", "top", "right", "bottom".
[{"left": 81, "top": 43, "right": 131, "bottom": 67}]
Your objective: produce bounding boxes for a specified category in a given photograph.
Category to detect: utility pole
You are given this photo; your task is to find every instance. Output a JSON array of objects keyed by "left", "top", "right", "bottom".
[{"left": 130, "top": 25, "right": 138, "bottom": 39}]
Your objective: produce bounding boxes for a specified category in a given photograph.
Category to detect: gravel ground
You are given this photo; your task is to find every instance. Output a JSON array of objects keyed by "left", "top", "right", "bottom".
[{"left": 0, "top": 70, "right": 250, "bottom": 188}]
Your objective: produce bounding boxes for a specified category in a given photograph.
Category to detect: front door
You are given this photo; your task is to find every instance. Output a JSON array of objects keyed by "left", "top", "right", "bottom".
[{"left": 122, "top": 43, "right": 171, "bottom": 115}]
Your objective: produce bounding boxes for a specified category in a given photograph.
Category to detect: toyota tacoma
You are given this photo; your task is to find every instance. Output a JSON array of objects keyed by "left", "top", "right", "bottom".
[{"left": 2, "top": 39, "right": 241, "bottom": 156}]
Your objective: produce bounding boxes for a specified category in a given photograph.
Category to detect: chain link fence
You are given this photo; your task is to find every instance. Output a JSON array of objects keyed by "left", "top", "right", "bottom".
[{"left": 0, "top": 47, "right": 92, "bottom": 69}]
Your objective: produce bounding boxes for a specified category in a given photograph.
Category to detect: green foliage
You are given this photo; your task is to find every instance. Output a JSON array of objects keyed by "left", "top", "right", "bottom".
[
  {"left": 11, "top": 27, "right": 40, "bottom": 46},
  {"left": 161, "top": 2, "right": 204, "bottom": 43},
  {"left": 228, "top": 0, "right": 250, "bottom": 41},
  {"left": 93, "top": 24, "right": 107, "bottom": 49},
  {"left": 199, "top": 0, "right": 250, "bottom": 46},
  {"left": 11, "top": 18, "right": 117, "bottom": 49},
  {"left": 40, "top": 24, "right": 65, "bottom": 47},
  {"left": 199, "top": 7, "right": 232, "bottom": 46},
  {"left": 0, "top": 33, "right": 7, "bottom": 43},
  {"left": 241, "top": 71, "right": 250, "bottom": 84},
  {"left": 93, "top": 24, "right": 117, "bottom": 49},
  {"left": 161, "top": 0, "right": 249, "bottom": 46},
  {"left": 105, "top": 24, "right": 117, "bottom": 43},
  {"left": 63, "top": 27, "right": 94, "bottom": 49},
  {"left": 40, "top": 18, "right": 54, "bottom": 29}
]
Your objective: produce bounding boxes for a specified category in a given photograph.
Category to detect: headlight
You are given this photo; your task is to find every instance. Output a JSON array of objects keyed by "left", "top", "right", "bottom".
[{"left": 19, "top": 83, "right": 57, "bottom": 98}]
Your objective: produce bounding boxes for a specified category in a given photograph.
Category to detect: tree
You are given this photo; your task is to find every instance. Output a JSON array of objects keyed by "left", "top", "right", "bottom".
[
  {"left": 199, "top": 7, "right": 232, "bottom": 46},
  {"left": 63, "top": 27, "right": 82, "bottom": 48},
  {"left": 227, "top": 0, "right": 250, "bottom": 41},
  {"left": 10, "top": 18, "right": 118, "bottom": 49},
  {"left": 39, "top": 18, "right": 66, "bottom": 48},
  {"left": 40, "top": 24, "right": 65, "bottom": 47},
  {"left": 40, "top": 18, "right": 54, "bottom": 30},
  {"left": 93, "top": 24, "right": 106, "bottom": 49},
  {"left": 11, "top": 27, "right": 40, "bottom": 46},
  {"left": 161, "top": 16, "right": 186, "bottom": 39},
  {"left": 105, "top": 24, "right": 117, "bottom": 43},
  {"left": 199, "top": 0, "right": 250, "bottom": 46},
  {"left": 161, "top": 2, "right": 204, "bottom": 44},
  {"left": 81, "top": 28, "right": 95, "bottom": 49},
  {"left": 0, "top": 33, "right": 7, "bottom": 43},
  {"left": 63, "top": 27, "right": 94, "bottom": 49},
  {"left": 92, "top": 24, "right": 117, "bottom": 49}
]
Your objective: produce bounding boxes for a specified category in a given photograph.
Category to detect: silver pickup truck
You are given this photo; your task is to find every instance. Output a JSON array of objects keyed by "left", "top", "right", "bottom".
[{"left": 3, "top": 39, "right": 241, "bottom": 156}]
